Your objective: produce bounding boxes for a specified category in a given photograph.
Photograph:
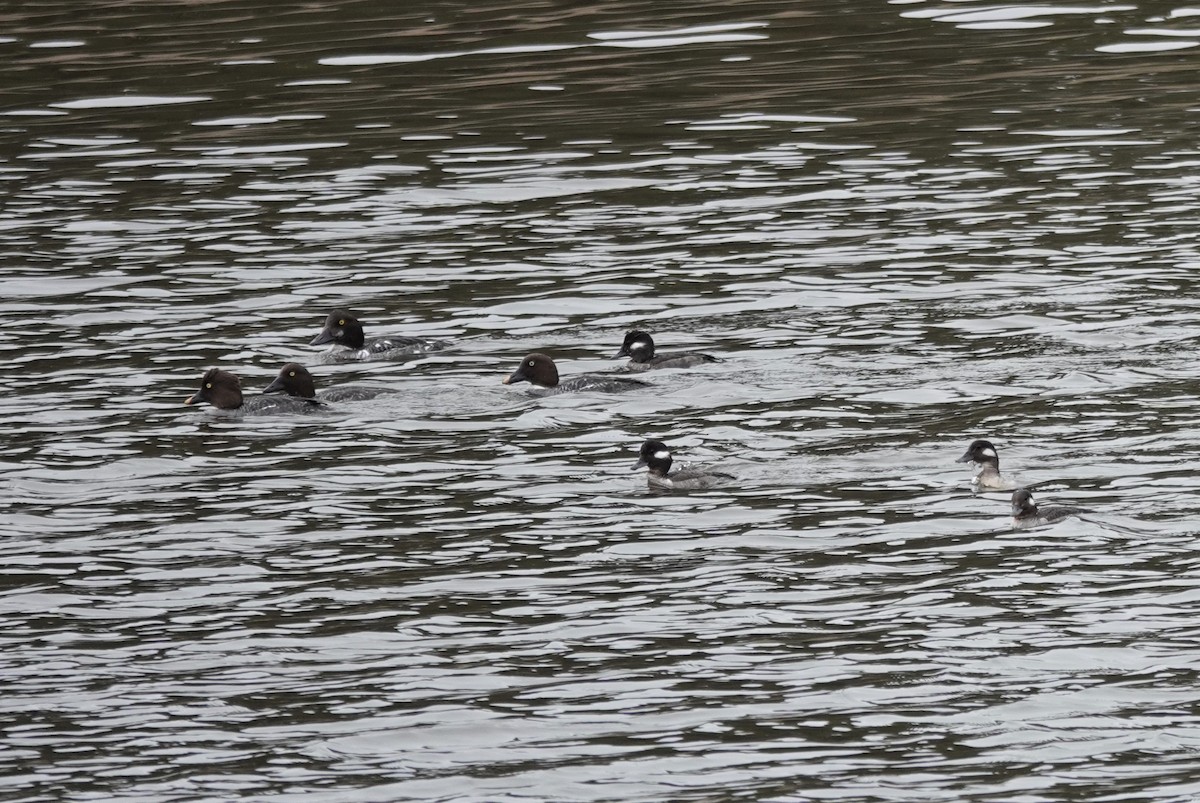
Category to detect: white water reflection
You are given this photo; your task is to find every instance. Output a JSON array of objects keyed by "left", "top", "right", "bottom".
[
  {"left": 321, "top": 22, "right": 769, "bottom": 66},
  {"left": 49, "top": 94, "right": 212, "bottom": 109}
]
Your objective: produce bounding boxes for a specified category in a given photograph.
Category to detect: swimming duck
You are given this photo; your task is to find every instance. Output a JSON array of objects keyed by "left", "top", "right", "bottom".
[
  {"left": 503, "top": 353, "right": 647, "bottom": 395},
  {"left": 633, "top": 438, "right": 733, "bottom": 490},
  {"left": 614, "top": 330, "right": 719, "bottom": 370},
  {"left": 1011, "top": 488, "right": 1085, "bottom": 529},
  {"left": 263, "top": 363, "right": 398, "bottom": 403},
  {"left": 956, "top": 439, "right": 1018, "bottom": 490},
  {"left": 311, "top": 308, "right": 445, "bottom": 361}
]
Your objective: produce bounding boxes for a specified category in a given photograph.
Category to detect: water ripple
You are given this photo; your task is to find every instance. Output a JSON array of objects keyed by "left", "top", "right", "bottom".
[{"left": 4, "top": 0, "right": 1200, "bottom": 800}]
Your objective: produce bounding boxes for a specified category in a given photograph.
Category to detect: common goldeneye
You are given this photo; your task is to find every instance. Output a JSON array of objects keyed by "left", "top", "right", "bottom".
[
  {"left": 310, "top": 308, "right": 445, "bottom": 362},
  {"left": 1011, "top": 488, "right": 1085, "bottom": 529},
  {"left": 633, "top": 438, "right": 733, "bottom": 490},
  {"left": 503, "top": 353, "right": 647, "bottom": 395},
  {"left": 263, "top": 362, "right": 397, "bottom": 403},
  {"left": 614, "top": 330, "right": 719, "bottom": 370},
  {"left": 185, "top": 368, "right": 325, "bottom": 416},
  {"left": 956, "top": 439, "right": 1017, "bottom": 490}
]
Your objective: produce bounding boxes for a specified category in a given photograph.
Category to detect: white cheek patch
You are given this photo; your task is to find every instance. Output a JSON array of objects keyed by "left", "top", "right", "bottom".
[
  {"left": 653, "top": 450, "right": 670, "bottom": 461},
  {"left": 981, "top": 448, "right": 997, "bottom": 459},
  {"left": 630, "top": 342, "right": 648, "bottom": 351}
]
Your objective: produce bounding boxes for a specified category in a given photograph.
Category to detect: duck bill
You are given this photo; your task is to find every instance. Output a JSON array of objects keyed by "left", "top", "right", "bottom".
[
  {"left": 503, "top": 369, "right": 527, "bottom": 385},
  {"left": 184, "top": 393, "right": 202, "bottom": 405},
  {"left": 954, "top": 450, "right": 972, "bottom": 463},
  {"left": 262, "top": 376, "right": 286, "bottom": 394},
  {"left": 310, "top": 329, "right": 335, "bottom": 346},
  {"left": 632, "top": 458, "right": 647, "bottom": 470},
  {"left": 613, "top": 348, "right": 630, "bottom": 359}
]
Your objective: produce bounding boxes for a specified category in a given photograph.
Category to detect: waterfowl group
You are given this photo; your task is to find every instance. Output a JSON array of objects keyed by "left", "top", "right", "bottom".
[
  {"left": 184, "top": 315, "right": 725, "bottom": 490},
  {"left": 185, "top": 368, "right": 324, "bottom": 416},
  {"left": 181, "top": 311, "right": 1090, "bottom": 517},
  {"left": 956, "top": 438, "right": 1088, "bottom": 528}
]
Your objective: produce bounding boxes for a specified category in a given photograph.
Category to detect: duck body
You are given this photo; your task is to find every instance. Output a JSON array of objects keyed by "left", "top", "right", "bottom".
[
  {"left": 1011, "top": 488, "right": 1085, "bottom": 529},
  {"left": 614, "top": 330, "right": 719, "bottom": 371},
  {"left": 311, "top": 308, "right": 446, "bottom": 362},
  {"left": 633, "top": 438, "right": 733, "bottom": 491},
  {"left": 503, "top": 353, "right": 647, "bottom": 395},
  {"left": 186, "top": 368, "right": 326, "bottom": 416},
  {"left": 263, "top": 363, "right": 397, "bottom": 403}
]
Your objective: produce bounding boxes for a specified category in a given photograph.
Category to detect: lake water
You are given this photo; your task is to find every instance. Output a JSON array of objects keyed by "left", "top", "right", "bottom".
[{"left": 4, "top": 1, "right": 1200, "bottom": 800}]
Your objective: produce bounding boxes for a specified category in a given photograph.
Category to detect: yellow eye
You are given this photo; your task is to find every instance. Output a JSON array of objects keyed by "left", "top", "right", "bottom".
[
  {"left": 288, "top": 371, "right": 295, "bottom": 377},
  {"left": 527, "top": 360, "right": 535, "bottom": 366},
  {"left": 205, "top": 383, "right": 212, "bottom": 388},
  {"left": 338, "top": 319, "right": 345, "bottom": 326}
]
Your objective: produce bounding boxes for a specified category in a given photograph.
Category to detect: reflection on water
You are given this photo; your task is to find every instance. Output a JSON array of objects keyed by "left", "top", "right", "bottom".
[{"left": 3, "top": 1, "right": 1200, "bottom": 800}]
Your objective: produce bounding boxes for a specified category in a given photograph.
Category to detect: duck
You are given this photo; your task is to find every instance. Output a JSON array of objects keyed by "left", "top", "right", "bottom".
[
  {"left": 1011, "top": 488, "right": 1085, "bottom": 529},
  {"left": 263, "top": 363, "right": 398, "bottom": 403},
  {"left": 503, "top": 353, "right": 647, "bottom": 395},
  {"left": 310, "top": 308, "right": 445, "bottom": 362},
  {"left": 633, "top": 438, "right": 733, "bottom": 490},
  {"left": 614, "top": 330, "right": 719, "bottom": 370},
  {"left": 185, "top": 368, "right": 326, "bottom": 416},
  {"left": 956, "top": 439, "right": 1018, "bottom": 490}
]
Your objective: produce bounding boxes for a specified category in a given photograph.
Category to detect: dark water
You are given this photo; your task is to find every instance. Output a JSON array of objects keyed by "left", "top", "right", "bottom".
[{"left": 5, "top": 1, "right": 1200, "bottom": 800}]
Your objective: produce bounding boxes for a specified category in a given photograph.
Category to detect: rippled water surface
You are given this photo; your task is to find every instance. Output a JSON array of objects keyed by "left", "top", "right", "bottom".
[{"left": 5, "top": 1, "right": 1200, "bottom": 800}]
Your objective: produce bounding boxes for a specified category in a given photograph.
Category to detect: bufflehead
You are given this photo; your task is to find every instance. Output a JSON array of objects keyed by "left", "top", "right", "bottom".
[
  {"left": 185, "top": 368, "right": 325, "bottom": 416},
  {"left": 614, "top": 330, "right": 719, "bottom": 370},
  {"left": 1011, "top": 488, "right": 1085, "bottom": 529},
  {"left": 503, "top": 353, "right": 647, "bottom": 395},
  {"left": 310, "top": 308, "right": 445, "bottom": 361},
  {"left": 263, "top": 363, "right": 397, "bottom": 403},
  {"left": 633, "top": 438, "right": 733, "bottom": 490},
  {"left": 956, "top": 439, "right": 1017, "bottom": 490}
]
